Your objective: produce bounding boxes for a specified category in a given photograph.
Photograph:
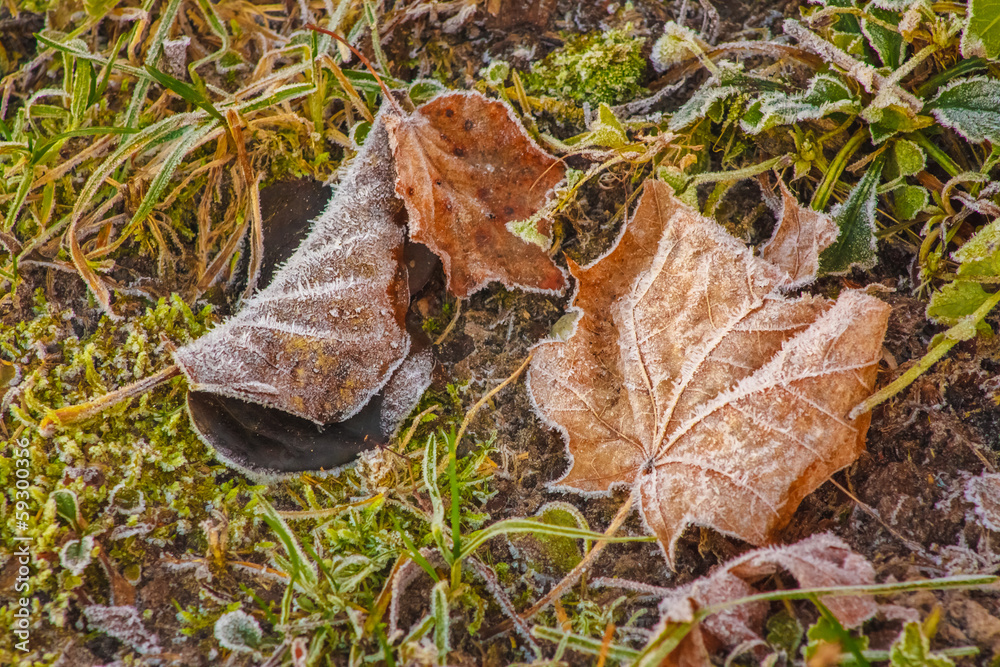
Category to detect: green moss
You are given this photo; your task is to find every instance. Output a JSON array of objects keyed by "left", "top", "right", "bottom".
[
  {"left": 524, "top": 28, "right": 647, "bottom": 106},
  {"left": 0, "top": 294, "right": 267, "bottom": 658}
]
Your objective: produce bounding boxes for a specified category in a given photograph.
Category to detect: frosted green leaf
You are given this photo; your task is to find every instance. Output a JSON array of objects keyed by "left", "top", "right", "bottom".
[
  {"left": 891, "top": 139, "right": 926, "bottom": 178},
  {"left": 214, "top": 610, "right": 262, "bottom": 653},
  {"left": 669, "top": 63, "right": 756, "bottom": 130},
  {"left": 60, "top": 535, "right": 95, "bottom": 576},
  {"left": 962, "top": 0, "right": 1000, "bottom": 59},
  {"left": 889, "top": 622, "right": 955, "bottom": 666},
  {"left": 588, "top": 102, "right": 628, "bottom": 148},
  {"left": 506, "top": 215, "right": 551, "bottom": 249},
  {"left": 927, "top": 281, "right": 994, "bottom": 338},
  {"left": 893, "top": 185, "right": 929, "bottom": 220},
  {"left": 863, "top": 6, "right": 906, "bottom": 69},
  {"left": 655, "top": 167, "right": 699, "bottom": 208},
  {"left": 481, "top": 59, "right": 511, "bottom": 86},
  {"left": 954, "top": 217, "right": 1000, "bottom": 264},
  {"left": 865, "top": 104, "right": 933, "bottom": 145},
  {"left": 741, "top": 73, "right": 859, "bottom": 134},
  {"left": 651, "top": 21, "right": 700, "bottom": 73},
  {"left": 819, "top": 156, "right": 884, "bottom": 274},
  {"left": 669, "top": 84, "right": 741, "bottom": 130},
  {"left": 929, "top": 77, "right": 1000, "bottom": 143},
  {"left": 52, "top": 488, "right": 82, "bottom": 531}
]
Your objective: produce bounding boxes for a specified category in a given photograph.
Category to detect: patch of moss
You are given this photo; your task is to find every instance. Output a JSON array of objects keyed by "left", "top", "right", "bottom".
[
  {"left": 0, "top": 294, "right": 266, "bottom": 659},
  {"left": 524, "top": 28, "right": 647, "bottom": 106}
]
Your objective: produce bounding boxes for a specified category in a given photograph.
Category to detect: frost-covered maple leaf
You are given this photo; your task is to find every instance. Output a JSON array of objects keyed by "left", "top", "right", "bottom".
[{"left": 528, "top": 180, "right": 891, "bottom": 566}]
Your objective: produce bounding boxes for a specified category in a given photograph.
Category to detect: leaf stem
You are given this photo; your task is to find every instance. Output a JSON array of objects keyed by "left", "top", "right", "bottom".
[
  {"left": 811, "top": 126, "right": 867, "bottom": 211},
  {"left": 39, "top": 364, "right": 181, "bottom": 436},
  {"left": 683, "top": 154, "right": 791, "bottom": 192},
  {"left": 911, "top": 131, "right": 962, "bottom": 178},
  {"left": 849, "top": 288, "right": 1000, "bottom": 419}
]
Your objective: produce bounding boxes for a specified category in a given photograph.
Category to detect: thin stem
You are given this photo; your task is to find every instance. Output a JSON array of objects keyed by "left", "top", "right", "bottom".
[
  {"left": 684, "top": 154, "right": 791, "bottom": 191},
  {"left": 305, "top": 23, "right": 403, "bottom": 116},
  {"left": 453, "top": 354, "right": 532, "bottom": 449},
  {"left": 521, "top": 487, "right": 636, "bottom": 622},
  {"left": 811, "top": 126, "right": 867, "bottom": 211},
  {"left": 40, "top": 364, "right": 181, "bottom": 436},
  {"left": 911, "top": 131, "right": 962, "bottom": 178},
  {"left": 850, "top": 288, "right": 1000, "bottom": 418}
]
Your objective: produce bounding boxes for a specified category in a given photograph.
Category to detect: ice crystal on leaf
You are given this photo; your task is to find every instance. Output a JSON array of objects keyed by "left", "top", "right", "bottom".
[
  {"left": 656, "top": 534, "right": 876, "bottom": 665},
  {"left": 965, "top": 472, "right": 1000, "bottom": 532},
  {"left": 819, "top": 155, "right": 884, "bottom": 275},
  {"left": 528, "top": 181, "right": 891, "bottom": 566},
  {"left": 741, "top": 73, "right": 860, "bottom": 135},
  {"left": 214, "top": 610, "right": 263, "bottom": 653},
  {"left": 385, "top": 91, "right": 567, "bottom": 297}
]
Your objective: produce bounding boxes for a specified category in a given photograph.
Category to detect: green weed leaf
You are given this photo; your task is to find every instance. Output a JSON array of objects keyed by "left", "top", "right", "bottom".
[
  {"left": 891, "top": 139, "right": 926, "bottom": 178},
  {"left": 863, "top": 6, "right": 906, "bottom": 69},
  {"left": 889, "top": 622, "right": 954, "bottom": 666},
  {"left": 893, "top": 185, "right": 929, "bottom": 220},
  {"left": 928, "top": 281, "right": 994, "bottom": 329},
  {"left": 143, "top": 63, "right": 226, "bottom": 125},
  {"left": 954, "top": 218, "right": 1000, "bottom": 265},
  {"left": 819, "top": 155, "right": 885, "bottom": 274},
  {"left": 742, "top": 73, "right": 859, "bottom": 134},
  {"left": 805, "top": 616, "right": 870, "bottom": 666},
  {"left": 929, "top": 77, "right": 1000, "bottom": 144},
  {"left": 963, "top": 0, "right": 1000, "bottom": 58},
  {"left": 52, "top": 488, "right": 82, "bottom": 532}
]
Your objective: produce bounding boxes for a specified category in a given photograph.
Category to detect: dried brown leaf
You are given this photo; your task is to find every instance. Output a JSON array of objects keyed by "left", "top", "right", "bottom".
[
  {"left": 528, "top": 180, "right": 891, "bottom": 565},
  {"left": 386, "top": 91, "right": 567, "bottom": 298},
  {"left": 760, "top": 180, "right": 839, "bottom": 289},
  {"left": 175, "top": 115, "right": 411, "bottom": 425},
  {"left": 657, "top": 534, "right": 877, "bottom": 665}
]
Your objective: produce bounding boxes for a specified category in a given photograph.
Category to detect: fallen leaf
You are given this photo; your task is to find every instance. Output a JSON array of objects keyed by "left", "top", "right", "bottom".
[
  {"left": 656, "top": 534, "right": 877, "bottom": 666},
  {"left": 175, "top": 115, "right": 413, "bottom": 426},
  {"left": 760, "top": 179, "right": 839, "bottom": 289},
  {"left": 386, "top": 91, "right": 567, "bottom": 297},
  {"left": 528, "top": 180, "right": 891, "bottom": 565}
]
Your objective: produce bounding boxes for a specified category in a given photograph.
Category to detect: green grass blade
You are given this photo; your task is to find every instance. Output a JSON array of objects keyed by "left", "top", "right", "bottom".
[
  {"left": 533, "top": 626, "right": 640, "bottom": 661},
  {"left": 255, "top": 494, "right": 319, "bottom": 589},
  {"left": 459, "top": 518, "right": 654, "bottom": 560},
  {"left": 124, "top": 0, "right": 184, "bottom": 128},
  {"left": 143, "top": 64, "right": 226, "bottom": 125},
  {"left": 3, "top": 168, "right": 32, "bottom": 231},
  {"left": 431, "top": 580, "right": 450, "bottom": 662},
  {"left": 34, "top": 32, "right": 144, "bottom": 78},
  {"left": 237, "top": 83, "right": 316, "bottom": 114}
]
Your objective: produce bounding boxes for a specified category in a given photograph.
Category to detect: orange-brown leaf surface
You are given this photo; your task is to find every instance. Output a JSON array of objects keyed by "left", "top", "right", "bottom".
[
  {"left": 386, "top": 91, "right": 567, "bottom": 298},
  {"left": 528, "top": 180, "right": 891, "bottom": 566},
  {"left": 760, "top": 179, "right": 839, "bottom": 288}
]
